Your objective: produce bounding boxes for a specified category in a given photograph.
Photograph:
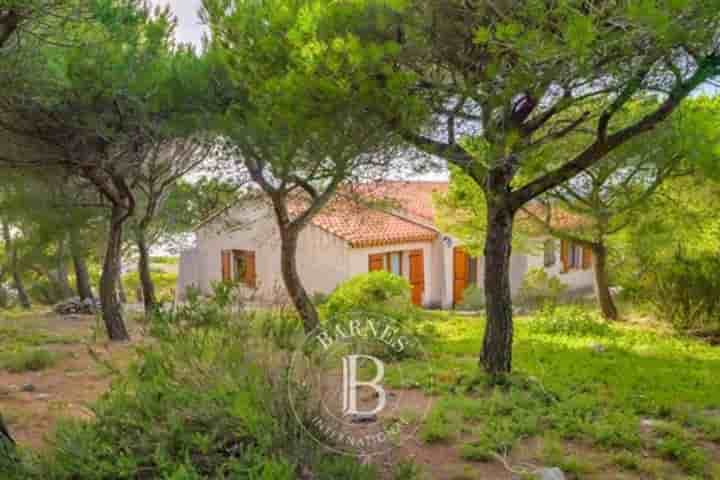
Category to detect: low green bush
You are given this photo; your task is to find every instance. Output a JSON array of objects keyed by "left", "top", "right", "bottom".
[
  {"left": 322, "top": 271, "right": 412, "bottom": 319},
  {"left": 517, "top": 267, "right": 567, "bottom": 308},
  {"left": 643, "top": 253, "right": 720, "bottom": 332},
  {"left": 320, "top": 272, "right": 427, "bottom": 361},
  {"left": 530, "top": 304, "right": 613, "bottom": 338}
]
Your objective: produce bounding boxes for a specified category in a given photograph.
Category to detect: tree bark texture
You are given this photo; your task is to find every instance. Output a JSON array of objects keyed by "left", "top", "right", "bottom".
[
  {"left": 55, "top": 238, "right": 74, "bottom": 299},
  {"left": 279, "top": 226, "right": 319, "bottom": 333},
  {"left": 481, "top": 200, "right": 516, "bottom": 376},
  {"left": 135, "top": 230, "right": 157, "bottom": 314},
  {"left": 592, "top": 243, "right": 618, "bottom": 321},
  {"left": 70, "top": 237, "right": 94, "bottom": 301},
  {"left": 100, "top": 206, "right": 130, "bottom": 341}
]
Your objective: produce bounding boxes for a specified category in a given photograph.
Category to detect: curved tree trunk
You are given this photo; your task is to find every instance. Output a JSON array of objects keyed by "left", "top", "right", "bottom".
[
  {"left": 135, "top": 229, "right": 157, "bottom": 315},
  {"left": 70, "top": 240, "right": 94, "bottom": 300},
  {"left": 481, "top": 200, "right": 516, "bottom": 376},
  {"left": 592, "top": 243, "right": 618, "bottom": 321},
  {"left": 100, "top": 206, "right": 130, "bottom": 341},
  {"left": 279, "top": 226, "right": 319, "bottom": 333}
]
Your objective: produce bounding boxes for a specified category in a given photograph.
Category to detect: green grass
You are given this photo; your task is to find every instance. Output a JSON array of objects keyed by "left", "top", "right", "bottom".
[
  {"left": 389, "top": 306, "right": 720, "bottom": 478},
  {"left": 0, "top": 348, "right": 59, "bottom": 373}
]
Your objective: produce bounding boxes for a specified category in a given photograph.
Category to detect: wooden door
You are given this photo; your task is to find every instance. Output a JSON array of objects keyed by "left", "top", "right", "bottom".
[
  {"left": 453, "top": 247, "right": 469, "bottom": 306},
  {"left": 408, "top": 250, "right": 425, "bottom": 306}
]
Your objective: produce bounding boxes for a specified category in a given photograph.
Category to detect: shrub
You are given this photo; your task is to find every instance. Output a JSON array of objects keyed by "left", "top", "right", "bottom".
[
  {"left": 322, "top": 271, "right": 412, "bottom": 319},
  {"left": 517, "top": 268, "right": 567, "bottom": 308},
  {"left": 320, "top": 272, "right": 426, "bottom": 360},
  {"left": 456, "top": 285, "right": 484, "bottom": 311},
  {"left": 530, "top": 304, "right": 613, "bottom": 338},
  {"left": 1, "top": 349, "right": 58, "bottom": 373},
  {"left": 642, "top": 253, "right": 720, "bottom": 332}
]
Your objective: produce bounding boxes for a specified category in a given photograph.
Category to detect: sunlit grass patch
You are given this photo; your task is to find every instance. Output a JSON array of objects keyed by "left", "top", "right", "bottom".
[{"left": 402, "top": 306, "right": 720, "bottom": 476}]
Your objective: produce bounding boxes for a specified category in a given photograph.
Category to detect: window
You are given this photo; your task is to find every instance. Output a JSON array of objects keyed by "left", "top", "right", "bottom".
[
  {"left": 389, "top": 252, "right": 402, "bottom": 276},
  {"left": 233, "top": 253, "right": 247, "bottom": 283},
  {"left": 222, "top": 249, "right": 256, "bottom": 287},
  {"left": 560, "top": 240, "right": 592, "bottom": 272},
  {"left": 369, "top": 252, "right": 403, "bottom": 276},
  {"left": 543, "top": 239, "right": 556, "bottom": 267}
]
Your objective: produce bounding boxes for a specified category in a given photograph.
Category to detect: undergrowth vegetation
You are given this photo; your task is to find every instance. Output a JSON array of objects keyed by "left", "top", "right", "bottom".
[{"left": 0, "top": 287, "right": 383, "bottom": 480}]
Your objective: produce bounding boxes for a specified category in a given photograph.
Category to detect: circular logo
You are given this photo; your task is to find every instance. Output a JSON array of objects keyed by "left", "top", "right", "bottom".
[{"left": 287, "top": 311, "right": 434, "bottom": 457}]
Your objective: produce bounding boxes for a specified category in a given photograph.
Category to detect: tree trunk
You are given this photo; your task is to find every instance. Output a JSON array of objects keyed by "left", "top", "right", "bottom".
[
  {"left": 279, "top": 226, "right": 319, "bottom": 333},
  {"left": 71, "top": 244, "right": 94, "bottom": 301},
  {"left": 55, "top": 238, "right": 74, "bottom": 299},
  {"left": 135, "top": 229, "right": 157, "bottom": 314},
  {"left": 117, "top": 270, "right": 127, "bottom": 304},
  {"left": 2, "top": 221, "right": 30, "bottom": 310},
  {"left": 592, "top": 243, "right": 618, "bottom": 321},
  {"left": 481, "top": 200, "right": 516, "bottom": 377},
  {"left": 100, "top": 206, "right": 129, "bottom": 341}
]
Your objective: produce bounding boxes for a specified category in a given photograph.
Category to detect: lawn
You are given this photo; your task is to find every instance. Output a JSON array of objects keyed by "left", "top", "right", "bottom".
[
  {"left": 384, "top": 306, "right": 720, "bottom": 479},
  {"left": 2, "top": 304, "right": 719, "bottom": 479}
]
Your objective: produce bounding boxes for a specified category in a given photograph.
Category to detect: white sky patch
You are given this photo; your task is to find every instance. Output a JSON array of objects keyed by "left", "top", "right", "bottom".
[{"left": 149, "top": 0, "right": 207, "bottom": 48}]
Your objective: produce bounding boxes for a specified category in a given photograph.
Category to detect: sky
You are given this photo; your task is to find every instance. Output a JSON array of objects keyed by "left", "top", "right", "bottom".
[{"left": 150, "top": 0, "right": 207, "bottom": 47}]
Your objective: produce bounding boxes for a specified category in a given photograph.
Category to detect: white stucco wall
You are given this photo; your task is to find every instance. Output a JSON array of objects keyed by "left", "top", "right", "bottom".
[
  {"left": 526, "top": 237, "right": 595, "bottom": 293},
  {"left": 192, "top": 203, "right": 351, "bottom": 302},
  {"left": 176, "top": 247, "right": 200, "bottom": 302}
]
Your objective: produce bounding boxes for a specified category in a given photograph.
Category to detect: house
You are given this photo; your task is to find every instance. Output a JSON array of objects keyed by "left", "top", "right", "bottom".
[{"left": 176, "top": 181, "right": 595, "bottom": 308}]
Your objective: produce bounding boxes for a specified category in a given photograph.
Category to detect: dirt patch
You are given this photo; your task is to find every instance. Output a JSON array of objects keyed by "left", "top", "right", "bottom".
[{"left": 0, "top": 312, "right": 141, "bottom": 449}]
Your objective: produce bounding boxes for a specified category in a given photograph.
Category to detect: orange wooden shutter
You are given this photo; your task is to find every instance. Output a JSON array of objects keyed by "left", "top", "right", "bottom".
[
  {"left": 453, "top": 247, "right": 469, "bottom": 305},
  {"left": 582, "top": 246, "right": 593, "bottom": 270},
  {"left": 560, "top": 240, "right": 569, "bottom": 273},
  {"left": 245, "top": 251, "right": 256, "bottom": 288},
  {"left": 221, "top": 250, "right": 232, "bottom": 281},
  {"left": 369, "top": 254, "right": 384, "bottom": 272},
  {"left": 409, "top": 250, "right": 425, "bottom": 306}
]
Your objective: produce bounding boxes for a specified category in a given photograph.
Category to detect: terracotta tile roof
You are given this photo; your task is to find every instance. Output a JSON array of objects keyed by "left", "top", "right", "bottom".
[
  {"left": 198, "top": 181, "right": 587, "bottom": 247},
  {"left": 357, "top": 181, "right": 448, "bottom": 225},
  {"left": 307, "top": 198, "right": 438, "bottom": 248}
]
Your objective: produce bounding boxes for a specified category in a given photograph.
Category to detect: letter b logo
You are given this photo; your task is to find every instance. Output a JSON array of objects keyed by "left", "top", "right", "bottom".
[{"left": 342, "top": 355, "right": 386, "bottom": 416}]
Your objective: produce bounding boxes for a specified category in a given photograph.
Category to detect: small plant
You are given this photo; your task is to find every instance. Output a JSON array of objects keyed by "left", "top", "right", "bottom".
[
  {"left": 653, "top": 422, "right": 709, "bottom": 476},
  {"left": 456, "top": 285, "right": 484, "bottom": 311},
  {"left": 459, "top": 441, "right": 494, "bottom": 462},
  {"left": 517, "top": 267, "right": 567, "bottom": 308},
  {"left": 392, "top": 459, "right": 424, "bottom": 480},
  {"left": 420, "top": 408, "right": 454, "bottom": 444},
  {"left": 1, "top": 348, "right": 58, "bottom": 373}
]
